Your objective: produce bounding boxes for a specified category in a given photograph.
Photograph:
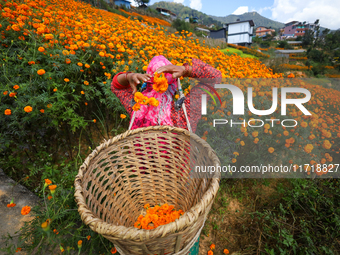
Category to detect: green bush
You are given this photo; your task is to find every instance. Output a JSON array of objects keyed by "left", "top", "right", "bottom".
[{"left": 171, "top": 18, "right": 193, "bottom": 33}]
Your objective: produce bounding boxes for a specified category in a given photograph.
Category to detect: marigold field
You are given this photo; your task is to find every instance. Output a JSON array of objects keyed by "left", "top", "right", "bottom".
[{"left": 1, "top": 0, "right": 340, "bottom": 254}]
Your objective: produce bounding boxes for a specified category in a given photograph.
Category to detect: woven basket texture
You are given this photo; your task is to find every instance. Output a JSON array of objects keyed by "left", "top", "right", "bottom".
[{"left": 74, "top": 126, "right": 220, "bottom": 255}]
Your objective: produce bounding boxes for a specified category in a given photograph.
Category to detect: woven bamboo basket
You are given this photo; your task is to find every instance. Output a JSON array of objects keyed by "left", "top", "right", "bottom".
[{"left": 74, "top": 125, "right": 220, "bottom": 255}]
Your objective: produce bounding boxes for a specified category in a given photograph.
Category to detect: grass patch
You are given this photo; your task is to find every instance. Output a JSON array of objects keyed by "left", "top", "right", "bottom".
[{"left": 220, "top": 47, "right": 258, "bottom": 59}]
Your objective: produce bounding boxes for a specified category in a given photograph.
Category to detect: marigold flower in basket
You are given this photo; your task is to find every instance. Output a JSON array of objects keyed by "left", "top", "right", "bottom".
[
  {"left": 21, "top": 206, "right": 31, "bottom": 215},
  {"left": 153, "top": 72, "right": 168, "bottom": 93},
  {"left": 134, "top": 203, "right": 184, "bottom": 230}
]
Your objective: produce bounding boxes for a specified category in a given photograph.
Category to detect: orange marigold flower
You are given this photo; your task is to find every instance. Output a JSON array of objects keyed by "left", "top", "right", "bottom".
[
  {"left": 41, "top": 221, "right": 50, "bottom": 231},
  {"left": 93, "top": 119, "right": 96, "bottom": 123},
  {"left": 47, "top": 104, "right": 52, "bottom": 108},
  {"left": 3, "top": 91, "right": 8, "bottom": 95},
  {"left": 21, "top": 206, "right": 31, "bottom": 215},
  {"left": 5, "top": 109, "right": 11, "bottom": 115},
  {"left": 45, "top": 179, "right": 52, "bottom": 185},
  {"left": 77, "top": 62, "right": 83, "bottom": 67},
  {"left": 85, "top": 64, "right": 90, "bottom": 68},
  {"left": 134, "top": 92, "right": 148, "bottom": 104},
  {"left": 9, "top": 92, "right": 17, "bottom": 97},
  {"left": 208, "top": 251, "right": 213, "bottom": 255},
  {"left": 210, "top": 244, "right": 215, "bottom": 250},
  {"left": 111, "top": 247, "right": 117, "bottom": 254},
  {"left": 7, "top": 199, "right": 16, "bottom": 207},
  {"left": 64, "top": 78, "right": 69, "bottom": 82},
  {"left": 81, "top": 91, "right": 85, "bottom": 95},
  {"left": 84, "top": 81, "right": 89, "bottom": 85},
  {"left": 24, "top": 106, "right": 33, "bottom": 113},
  {"left": 53, "top": 88, "right": 57, "bottom": 92},
  {"left": 38, "top": 47, "right": 45, "bottom": 52},
  {"left": 49, "top": 185, "right": 57, "bottom": 194},
  {"left": 65, "top": 59, "right": 71, "bottom": 64},
  {"left": 120, "top": 114, "right": 126, "bottom": 119},
  {"left": 232, "top": 158, "right": 237, "bottom": 163},
  {"left": 15, "top": 247, "right": 22, "bottom": 252},
  {"left": 77, "top": 240, "right": 82, "bottom": 248},
  {"left": 47, "top": 196, "right": 52, "bottom": 200},
  {"left": 13, "top": 85, "right": 19, "bottom": 90},
  {"left": 268, "top": 147, "right": 275, "bottom": 153},
  {"left": 37, "top": 69, "right": 45, "bottom": 75},
  {"left": 87, "top": 235, "right": 91, "bottom": 240},
  {"left": 223, "top": 249, "right": 230, "bottom": 254},
  {"left": 40, "top": 109, "right": 45, "bottom": 113},
  {"left": 147, "top": 97, "right": 159, "bottom": 107},
  {"left": 132, "top": 103, "right": 141, "bottom": 111},
  {"left": 153, "top": 72, "right": 168, "bottom": 93}
]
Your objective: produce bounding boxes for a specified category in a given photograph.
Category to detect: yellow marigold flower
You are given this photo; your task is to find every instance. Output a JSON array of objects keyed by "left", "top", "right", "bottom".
[
  {"left": 24, "top": 106, "right": 33, "bottom": 113},
  {"left": 240, "top": 141, "right": 245, "bottom": 146},
  {"left": 143, "top": 66, "right": 147, "bottom": 71}
]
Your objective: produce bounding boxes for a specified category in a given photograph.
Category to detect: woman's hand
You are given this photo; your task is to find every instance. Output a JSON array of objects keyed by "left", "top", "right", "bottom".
[
  {"left": 156, "top": 65, "right": 192, "bottom": 79},
  {"left": 117, "top": 72, "right": 152, "bottom": 94},
  {"left": 127, "top": 73, "right": 152, "bottom": 94}
]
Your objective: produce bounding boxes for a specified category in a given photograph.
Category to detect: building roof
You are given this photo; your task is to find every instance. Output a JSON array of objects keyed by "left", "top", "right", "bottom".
[
  {"left": 275, "top": 49, "right": 306, "bottom": 54},
  {"left": 210, "top": 28, "right": 227, "bottom": 32},
  {"left": 155, "top": 7, "right": 176, "bottom": 16},
  {"left": 195, "top": 27, "right": 210, "bottom": 33},
  {"left": 114, "top": 0, "right": 131, "bottom": 3},
  {"left": 287, "top": 41, "right": 302, "bottom": 44},
  {"left": 227, "top": 20, "right": 254, "bottom": 26}
]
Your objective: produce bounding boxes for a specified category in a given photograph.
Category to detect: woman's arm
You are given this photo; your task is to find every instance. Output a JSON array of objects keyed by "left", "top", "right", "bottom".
[{"left": 111, "top": 72, "right": 152, "bottom": 116}]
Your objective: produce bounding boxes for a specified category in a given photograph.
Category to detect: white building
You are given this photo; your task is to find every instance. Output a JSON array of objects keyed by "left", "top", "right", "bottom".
[{"left": 227, "top": 20, "right": 254, "bottom": 46}]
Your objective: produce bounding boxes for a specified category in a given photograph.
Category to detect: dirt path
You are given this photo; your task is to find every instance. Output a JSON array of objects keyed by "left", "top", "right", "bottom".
[{"left": 0, "top": 169, "right": 39, "bottom": 254}]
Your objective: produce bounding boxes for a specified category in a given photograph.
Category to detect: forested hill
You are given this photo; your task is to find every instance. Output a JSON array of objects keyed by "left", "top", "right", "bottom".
[
  {"left": 150, "top": 2, "right": 285, "bottom": 30},
  {"left": 150, "top": 1, "right": 223, "bottom": 27},
  {"left": 210, "top": 11, "right": 285, "bottom": 30}
]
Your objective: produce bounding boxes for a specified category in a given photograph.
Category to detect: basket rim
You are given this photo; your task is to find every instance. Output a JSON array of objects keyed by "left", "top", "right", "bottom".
[{"left": 74, "top": 125, "right": 221, "bottom": 242}]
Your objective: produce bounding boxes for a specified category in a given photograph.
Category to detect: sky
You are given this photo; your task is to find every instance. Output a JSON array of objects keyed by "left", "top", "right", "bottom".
[{"left": 132, "top": 0, "right": 340, "bottom": 30}]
